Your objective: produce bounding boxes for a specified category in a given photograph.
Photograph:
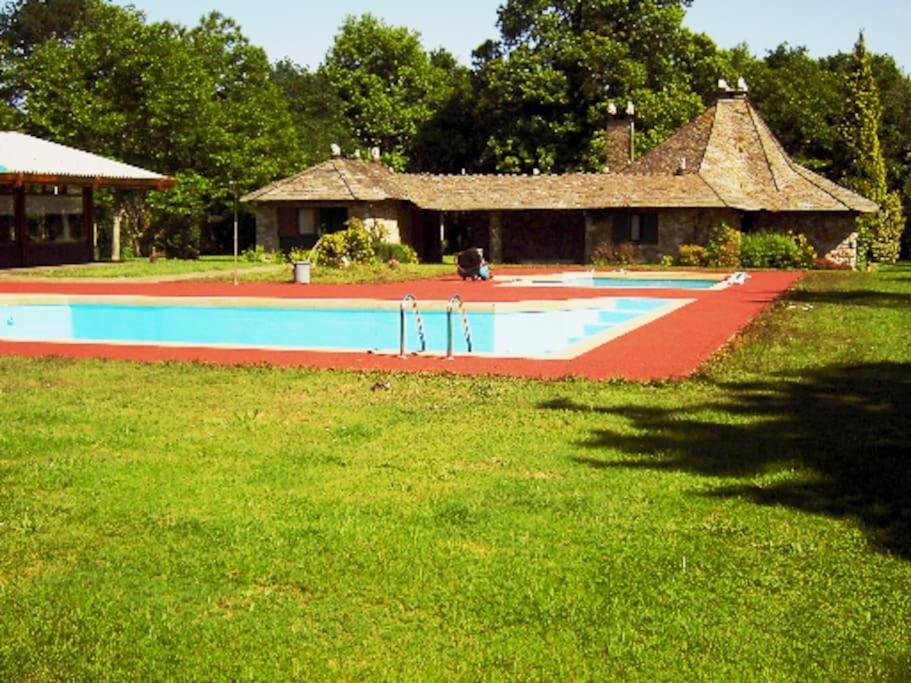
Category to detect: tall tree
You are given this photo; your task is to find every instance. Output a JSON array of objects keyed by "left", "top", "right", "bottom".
[
  {"left": 471, "top": 0, "right": 718, "bottom": 173},
  {"left": 321, "top": 14, "right": 455, "bottom": 170},
  {"left": 837, "top": 32, "right": 903, "bottom": 265},
  {"left": 0, "top": 0, "right": 87, "bottom": 55},
  {"left": 19, "top": 1, "right": 298, "bottom": 257},
  {"left": 271, "top": 59, "right": 355, "bottom": 167}
]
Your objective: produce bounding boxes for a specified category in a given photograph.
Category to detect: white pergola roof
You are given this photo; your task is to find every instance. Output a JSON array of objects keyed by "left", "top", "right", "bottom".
[{"left": 0, "top": 131, "right": 172, "bottom": 188}]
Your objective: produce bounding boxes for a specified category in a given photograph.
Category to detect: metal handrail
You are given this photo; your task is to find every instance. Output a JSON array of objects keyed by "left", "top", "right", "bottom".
[
  {"left": 446, "top": 294, "right": 473, "bottom": 359},
  {"left": 400, "top": 294, "right": 427, "bottom": 357}
]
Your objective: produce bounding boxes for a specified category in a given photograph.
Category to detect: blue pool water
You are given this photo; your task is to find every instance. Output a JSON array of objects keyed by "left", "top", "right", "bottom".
[
  {"left": 0, "top": 298, "right": 678, "bottom": 357},
  {"left": 531, "top": 277, "right": 720, "bottom": 290}
]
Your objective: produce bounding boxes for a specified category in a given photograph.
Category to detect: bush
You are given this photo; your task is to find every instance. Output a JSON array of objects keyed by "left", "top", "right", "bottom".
[
  {"left": 740, "top": 232, "right": 797, "bottom": 268},
  {"left": 374, "top": 241, "right": 418, "bottom": 264},
  {"left": 706, "top": 224, "right": 742, "bottom": 268},
  {"left": 740, "top": 232, "right": 819, "bottom": 269},
  {"left": 313, "top": 225, "right": 376, "bottom": 268},
  {"left": 789, "top": 232, "right": 818, "bottom": 269},
  {"left": 591, "top": 241, "right": 638, "bottom": 266},
  {"left": 241, "top": 244, "right": 281, "bottom": 263},
  {"left": 676, "top": 244, "right": 709, "bottom": 267}
]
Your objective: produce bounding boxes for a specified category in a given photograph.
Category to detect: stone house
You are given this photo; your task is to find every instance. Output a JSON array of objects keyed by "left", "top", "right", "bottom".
[{"left": 243, "top": 89, "right": 876, "bottom": 267}]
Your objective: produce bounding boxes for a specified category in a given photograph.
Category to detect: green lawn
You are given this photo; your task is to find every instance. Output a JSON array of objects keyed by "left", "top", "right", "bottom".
[
  {"left": 1, "top": 267, "right": 910, "bottom": 680},
  {"left": 1, "top": 255, "right": 277, "bottom": 279},
  {"left": 2, "top": 256, "right": 454, "bottom": 284}
]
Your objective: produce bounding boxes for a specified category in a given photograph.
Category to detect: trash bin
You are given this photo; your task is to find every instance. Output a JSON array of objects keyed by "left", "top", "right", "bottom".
[{"left": 293, "top": 261, "right": 311, "bottom": 284}]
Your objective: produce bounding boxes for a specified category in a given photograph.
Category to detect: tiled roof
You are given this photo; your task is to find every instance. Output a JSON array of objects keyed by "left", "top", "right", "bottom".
[
  {"left": 0, "top": 131, "right": 172, "bottom": 188},
  {"left": 242, "top": 158, "right": 402, "bottom": 202},
  {"left": 243, "top": 158, "right": 725, "bottom": 210},
  {"left": 243, "top": 97, "right": 877, "bottom": 214},
  {"left": 396, "top": 173, "right": 723, "bottom": 210},
  {"left": 623, "top": 97, "right": 878, "bottom": 213}
]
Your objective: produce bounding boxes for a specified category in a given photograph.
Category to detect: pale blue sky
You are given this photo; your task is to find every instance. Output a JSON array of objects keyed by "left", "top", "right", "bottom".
[{"left": 111, "top": 0, "right": 911, "bottom": 73}]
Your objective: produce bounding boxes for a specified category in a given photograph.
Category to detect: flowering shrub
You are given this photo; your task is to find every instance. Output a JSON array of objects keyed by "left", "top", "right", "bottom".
[
  {"left": 706, "top": 224, "right": 742, "bottom": 268},
  {"left": 676, "top": 244, "right": 709, "bottom": 267},
  {"left": 591, "top": 241, "right": 638, "bottom": 266}
]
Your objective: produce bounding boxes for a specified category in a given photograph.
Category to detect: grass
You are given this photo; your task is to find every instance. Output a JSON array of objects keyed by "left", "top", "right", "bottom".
[
  {"left": 1, "top": 266, "right": 910, "bottom": 679},
  {"left": 1, "top": 255, "right": 277, "bottom": 279},
  {"left": 229, "top": 260, "right": 454, "bottom": 284},
  {"left": 1, "top": 255, "right": 454, "bottom": 284}
]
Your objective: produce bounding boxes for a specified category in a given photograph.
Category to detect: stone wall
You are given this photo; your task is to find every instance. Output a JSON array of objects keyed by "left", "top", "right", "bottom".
[
  {"left": 350, "top": 201, "right": 407, "bottom": 244},
  {"left": 254, "top": 200, "right": 412, "bottom": 252},
  {"left": 753, "top": 212, "right": 858, "bottom": 268},
  {"left": 254, "top": 205, "right": 279, "bottom": 252},
  {"left": 584, "top": 208, "right": 741, "bottom": 262}
]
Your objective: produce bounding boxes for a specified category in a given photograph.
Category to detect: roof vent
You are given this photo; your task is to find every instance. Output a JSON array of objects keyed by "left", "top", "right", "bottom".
[
  {"left": 533, "top": 168, "right": 541, "bottom": 176},
  {"left": 626, "top": 101, "right": 636, "bottom": 117},
  {"left": 370, "top": 147, "right": 381, "bottom": 161},
  {"left": 737, "top": 77, "right": 749, "bottom": 92},
  {"left": 718, "top": 78, "right": 731, "bottom": 92},
  {"left": 676, "top": 157, "right": 687, "bottom": 175},
  {"left": 607, "top": 102, "right": 618, "bottom": 116},
  {"left": 330, "top": 143, "right": 342, "bottom": 157}
]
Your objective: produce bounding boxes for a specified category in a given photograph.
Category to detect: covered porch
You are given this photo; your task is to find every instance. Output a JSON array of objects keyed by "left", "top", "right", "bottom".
[{"left": 0, "top": 132, "right": 173, "bottom": 269}]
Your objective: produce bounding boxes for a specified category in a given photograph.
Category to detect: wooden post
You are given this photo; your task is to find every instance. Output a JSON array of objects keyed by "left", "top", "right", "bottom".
[
  {"left": 14, "top": 185, "right": 26, "bottom": 267},
  {"left": 83, "top": 187, "right": 95, "bottom": 262},
  {"left": 489, "top": 211, "right": 503, "bottom": 263}
]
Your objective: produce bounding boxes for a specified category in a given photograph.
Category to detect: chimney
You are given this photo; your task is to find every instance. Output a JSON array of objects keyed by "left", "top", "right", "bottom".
[
  {"left": 719, "top": 77, "right": 749, "bottom": 100},
  {"left": 604, "top": 101, "right": 635, "bottom": 173}
]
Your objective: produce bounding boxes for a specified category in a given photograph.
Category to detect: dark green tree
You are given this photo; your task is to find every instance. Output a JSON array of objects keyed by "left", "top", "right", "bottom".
[
  {"left": 837, "top": 32, "right": 902, "bottom": 264},
  {"left": 321, "top": 14, "right": 457, "bottom": 170},
  {"left": 271, "top": 59, "right": 355, "bottom": 167},
  {"left": 0, "top": 0, "right": 87, "bottom": 55},
  {"left": 471, "top": 0, "right": 726, "bottom": 173},
  {"left": 19, "top": 1, "right": 298, "bottom": 257}
]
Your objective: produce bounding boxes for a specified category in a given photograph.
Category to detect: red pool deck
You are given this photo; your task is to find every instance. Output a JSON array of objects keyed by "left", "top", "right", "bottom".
[{"left": 0, "top": 270, "right": 801, "bottom": 381}]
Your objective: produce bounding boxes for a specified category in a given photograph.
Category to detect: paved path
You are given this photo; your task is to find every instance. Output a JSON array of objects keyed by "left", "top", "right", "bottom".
[{"left": 0, "top": 270, "right": 800, "bottom": 381}]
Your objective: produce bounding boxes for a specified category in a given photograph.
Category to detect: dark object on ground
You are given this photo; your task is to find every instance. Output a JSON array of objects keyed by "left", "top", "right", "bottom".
[{"left": 457, "top": 248, "right": 491, "bottom": 280}]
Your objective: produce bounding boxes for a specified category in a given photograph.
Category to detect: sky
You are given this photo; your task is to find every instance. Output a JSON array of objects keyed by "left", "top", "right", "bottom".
[{"left": 110, "top": 0, "right": 911, "bottom": 74}]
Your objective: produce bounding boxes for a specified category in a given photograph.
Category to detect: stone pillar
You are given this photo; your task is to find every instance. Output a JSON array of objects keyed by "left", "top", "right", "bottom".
[
  {"left": 489, "top": 211, "right": 503, "bottom": 262},
  {"left": 604, "top": 116, "right": 635, "bottom": 172},
  {"left": 254, "top": 205, "right": 279, "bottom": 252}
]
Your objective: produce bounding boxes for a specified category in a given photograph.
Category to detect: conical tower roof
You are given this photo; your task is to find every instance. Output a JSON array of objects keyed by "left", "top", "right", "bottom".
[{"left": 623, "top": 95, "right": 878, "bottom": 213}]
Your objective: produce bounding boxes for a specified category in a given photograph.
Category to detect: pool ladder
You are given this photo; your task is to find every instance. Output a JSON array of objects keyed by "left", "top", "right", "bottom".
[{"left": 398, "top": 294, "right": 473, "bottom": 359}]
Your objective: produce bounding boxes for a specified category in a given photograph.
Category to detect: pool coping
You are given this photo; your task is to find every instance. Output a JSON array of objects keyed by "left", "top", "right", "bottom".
[
  {"left": 0, "top": 293, "right": 694, "bottom": 361},
  {"left": 0, "top": 270, "right": 803, "bottom": 380},
  {"left": 494, "top": 269, "right": 731, "bottom": 291}
]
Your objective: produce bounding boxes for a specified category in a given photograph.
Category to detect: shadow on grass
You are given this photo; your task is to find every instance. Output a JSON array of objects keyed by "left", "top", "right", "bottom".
[{"left": 543, "top": 362, "right": 911, "bottom": 559}]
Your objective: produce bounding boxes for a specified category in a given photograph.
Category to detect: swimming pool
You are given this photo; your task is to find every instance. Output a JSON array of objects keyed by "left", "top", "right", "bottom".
[
  {"left": 0, "top": 295, "right": 692, "bottom": 360},
  {"left": 499, "top": 272, "right": 727, "bottom": 290}
]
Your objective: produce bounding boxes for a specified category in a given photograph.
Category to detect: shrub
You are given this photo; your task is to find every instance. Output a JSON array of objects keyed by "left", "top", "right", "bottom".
[
  {"left": 241, "top": 244, "right": 280, "bottom": 263},
  {"left": 705, "top": 224, "right": 742, "bottom": 268},
  {"left": 740, "top": 231, "right": 819, "bottom": 269},
  {"left": 311, "top": 220, "right": 377, "bottom": 269},
  {"left": 676, "top": 244, "right": 709, "bottom": 267},
  {"left": 789, "top": 232, "right": 818, "bottom": 269},
  {"left": 314, "top": 232, "right": 350, "bottom": 268},
  {"left": 374, "top": 241, "right": 418, "bottom": 264},
  {"left": 591, "top": 241, "right": 638, "bottom": 266},
  {"left": 740, "top": 232, "right": 797, "bottom": 268}
]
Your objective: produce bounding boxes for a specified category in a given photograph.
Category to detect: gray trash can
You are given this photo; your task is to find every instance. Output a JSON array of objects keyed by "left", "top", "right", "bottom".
[{"left": 293, "top": 261, "right": 311, "bottom": 284}]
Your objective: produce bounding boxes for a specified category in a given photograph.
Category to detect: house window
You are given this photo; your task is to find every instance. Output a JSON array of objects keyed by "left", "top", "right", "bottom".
[
  {"left": 298, "top": 209, "right": 316, "bottom": 235},
  {"left": 25, "top": 186, "right": 83, "bottom": 243},
  {"left": 612, "top": 212, "right": 658, "bottom": 245}
]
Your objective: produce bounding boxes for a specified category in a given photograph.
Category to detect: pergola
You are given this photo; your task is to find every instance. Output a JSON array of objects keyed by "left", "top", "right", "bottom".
[{"left": 0, "top": 132, "right": 173, "bottom": 268}]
